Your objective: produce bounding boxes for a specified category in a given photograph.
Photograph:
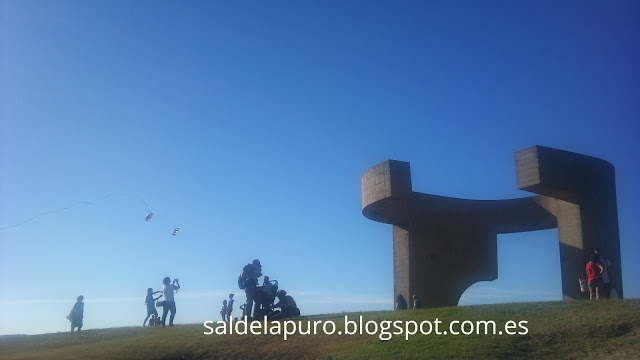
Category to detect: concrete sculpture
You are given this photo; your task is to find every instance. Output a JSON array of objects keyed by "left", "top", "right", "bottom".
[{"left": 362, "top": 145, "right": 623, "bottom": 307}]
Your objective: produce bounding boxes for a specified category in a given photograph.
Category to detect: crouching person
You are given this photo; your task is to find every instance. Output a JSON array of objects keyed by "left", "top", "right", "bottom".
[{"left": 268, "top": 290, "right": 300, "bottom": 320}]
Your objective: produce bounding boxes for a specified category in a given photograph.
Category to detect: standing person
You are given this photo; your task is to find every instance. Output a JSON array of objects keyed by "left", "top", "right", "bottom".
[
  {"left": 240, "top": 259, "right": 262, "bottom": 320},
  {"left": 220, "top": 300, "right": 228, "bottom": 321},
  {"left": 161, "top": 277, "right": 180, "bottom": 327},
  {"left": 594, "top": 248, "right": 613, "bottom": 299},
  {"left": 67, "top": 295, "right": 84, "bottom": 333},
  {"left": 144, "top": 288, "right": 163, "bottom": 327},
  {"left": 586, "top": 254, "right": 604, "bottom": 300},
  {"left": 395, "top": 294, "right": 407, "bottom": 310},
  {"left": 412, "top": 294, "right": 422, "bottom": 309},
  {"left": 226, "top": 294, "right": 235, "bottom": 321}
]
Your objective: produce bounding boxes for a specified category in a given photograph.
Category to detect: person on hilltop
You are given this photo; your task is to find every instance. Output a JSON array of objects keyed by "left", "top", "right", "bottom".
[
  {"left": 594, "top": 248, "right": 614, "bottom": 299},
  {"left": 226, "top": 293, "right": 235, "bottom": 321},
  {"left": 239, "top": 259, "right": 262, "bottom": 320},
  {"left": 261, "top": 275, "right": 278, "bottom": 309},
  {"left": 161, "top": 277, "right": 180, "bottom": 326},
  {"left": 586, "top": 253, "right": 604, "bottom": 300},
  {"left": 395, "top": 294, "right": 408, "bottom": 310},
  {"left": 412, "top": 294, "right": 422, "bottom": 309},
  {"left": 269, "top": 289, "right": 300, "bottom": 320},
  {"left": 143, "top": 288, "right": 163, "bottom": 327},
  {"left": 67, "top": 295, "right": 84, "bottom": 333},
  {"left": 220, "top": 299, "right": 228, "bottom": 321}
]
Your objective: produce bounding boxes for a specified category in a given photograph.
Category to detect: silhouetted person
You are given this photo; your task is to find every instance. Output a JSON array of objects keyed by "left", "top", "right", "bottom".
[
  {"left": 161, "top": 277, "right": 180, "bottom": 326},
  {"left": 395, "top": 294, "right": 408, "bottom": 310},
  {"left": 144, "top": 288, "right": 163, "bottom": 327},
  {"left": 240, "top": 259, "right": 262, "bottom": 320},
  {"left": 67, "top": 295, "right": 84, "bottom": 333},
  {"left": 586, "top": 254, "right": 604, "bottom": 300},
  {"left": 594, "top": 248, "right": 613, "bottom": 299},
  {"left": 269, "top": 290, "right": 300, "bottom": 320},
  {"left": 412, "top": 294, "right": 422, "bottom": 309},
  {"left": 261, "top": 276, "right": 278, "bottom": 309},
  {"left": 220, "top": 300, "right": 228, "bottom": 321},
  {"left": 227, "top": 294, "right": 235, "bottom": 320}
]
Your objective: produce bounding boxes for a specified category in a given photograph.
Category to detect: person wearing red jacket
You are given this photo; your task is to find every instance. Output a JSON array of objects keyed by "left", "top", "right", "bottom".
[{"left": 586, "top": 253, "right": 604, "bottom": 300}]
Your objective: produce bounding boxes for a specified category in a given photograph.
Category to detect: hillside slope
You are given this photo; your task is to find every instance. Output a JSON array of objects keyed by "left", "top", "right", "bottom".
[{"left": 1, "top": 299, "right": 639, "bottom": 360}]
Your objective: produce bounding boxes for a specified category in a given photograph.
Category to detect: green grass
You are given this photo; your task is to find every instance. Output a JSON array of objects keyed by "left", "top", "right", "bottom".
[{"left": 1, "top": 299, "right": 639, "bottom": 359}]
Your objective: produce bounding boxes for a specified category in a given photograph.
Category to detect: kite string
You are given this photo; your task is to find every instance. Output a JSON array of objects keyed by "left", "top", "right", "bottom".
[{"left": 0, "top": 193, "right": 152, "bottom": 231}]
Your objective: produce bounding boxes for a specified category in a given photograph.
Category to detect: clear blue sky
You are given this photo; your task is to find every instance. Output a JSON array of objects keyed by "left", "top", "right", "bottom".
[{"left": 1, "top": 0, "right": 638, "bottom": 335}]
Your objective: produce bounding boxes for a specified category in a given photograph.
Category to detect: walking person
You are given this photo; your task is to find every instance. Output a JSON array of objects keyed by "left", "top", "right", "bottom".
[
  {"left": 161, "top": 277, "right": 180, "bottom": 326},
  {"left": 67, "top": 295, "right": 84, "bottom": 333}
]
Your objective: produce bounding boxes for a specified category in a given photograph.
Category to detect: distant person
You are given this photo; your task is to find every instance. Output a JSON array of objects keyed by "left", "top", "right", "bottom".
[
  {"left": 586, "top": 254, "right": 604, "bottom": 300},
  {"left": 161, "top": 277, "right": 180, "bottom": 326},
  {"left": 240, "top": 259, "right": 262, "bottom": 320},
  {"left": 594, "top": 248, "right": 613, "bottom": 299},
  {"left": 220, "top": 300, "right": 228, "bottom": 321},
  {"left": 227, "top": 294, "right": 235, "bottom": 320},
  {"left": 395, "top": 294, "right": 408, "bottom": 310},
  {"left": 262, "top": 276, "right": 277, "bottom": 308},
  {"left": 269, "top": 290, "right": 300, "bottom": 320},
  {"left": 67, "top": 295, "right": 84, "bottom": 333},
  {"left": 144, "top": 288, "right": 163, "bottom": 327},
  {"left": 412, "top": 294, "right": 422, "bottom": 309}
]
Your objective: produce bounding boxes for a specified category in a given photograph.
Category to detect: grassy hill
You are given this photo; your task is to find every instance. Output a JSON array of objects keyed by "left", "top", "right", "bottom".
[{"left": 1, "top": 299, "right": 639, "bottom": 360}]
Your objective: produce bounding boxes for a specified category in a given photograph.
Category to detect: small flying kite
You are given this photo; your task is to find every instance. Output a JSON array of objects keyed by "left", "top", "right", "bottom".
[
  {"left": 172, "top": 228, "right": 179, "bottom": 236},
  {"left": 145, "top": 213, "right": 153, "bottom": 221}
]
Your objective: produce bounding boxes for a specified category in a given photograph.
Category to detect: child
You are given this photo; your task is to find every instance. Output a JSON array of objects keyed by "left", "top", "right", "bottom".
[
  {"left": 227, "top": 294, "right": 234, "bottom": 320},
  {"left": 144, "top": 288, "right": 163, "bottom": 327},
  {"left": 220, "top": 300, "right": 228, "bottom": 321}
]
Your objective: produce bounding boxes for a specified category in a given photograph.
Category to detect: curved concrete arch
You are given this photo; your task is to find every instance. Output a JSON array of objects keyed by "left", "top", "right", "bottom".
[{"left": 362, "top": 146, "right": 623, "bottom": 308}]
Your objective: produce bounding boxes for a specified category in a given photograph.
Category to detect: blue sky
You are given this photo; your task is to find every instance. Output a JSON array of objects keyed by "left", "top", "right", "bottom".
[{"left": 1, "top": 0, "right": 638, "bottom": 335}]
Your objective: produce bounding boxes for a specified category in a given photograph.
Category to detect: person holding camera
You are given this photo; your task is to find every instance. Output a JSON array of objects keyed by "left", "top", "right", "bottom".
[{"left": 161, "top": 277, "right": 180, "bottom": 327}]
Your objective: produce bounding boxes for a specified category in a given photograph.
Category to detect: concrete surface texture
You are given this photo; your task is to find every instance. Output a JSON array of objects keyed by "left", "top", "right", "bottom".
[{"left": 362, "top": 145, "right": 623, "bottom": 308}]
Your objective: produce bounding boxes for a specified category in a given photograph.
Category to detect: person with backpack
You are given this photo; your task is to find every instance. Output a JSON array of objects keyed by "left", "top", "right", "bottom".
[{"left": 238, "top": 259, "right": 262, "bottom": 321}]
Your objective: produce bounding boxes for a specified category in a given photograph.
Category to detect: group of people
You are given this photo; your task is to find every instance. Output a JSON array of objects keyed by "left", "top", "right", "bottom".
[
  {"left": 238, "top": 259, "right": 300, "bottom": 321},
  {"left": 143, "top": 277, "right": 181, "bottom": 327},
  {"left": 585, "top": 248, "right": 615, "bottom": 300},
  {"left": 219, "top": 294, "right": 235, "bottom": 321},
  {"left": 394, "top": 294, "right": 421, "bottom": 310},
  {"left": 66, "top": 250, "right": 615, "bottom": 333}
]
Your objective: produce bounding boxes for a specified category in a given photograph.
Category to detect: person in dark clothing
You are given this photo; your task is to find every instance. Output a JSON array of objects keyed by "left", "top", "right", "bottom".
[
  {"left": 241, "top": 259, "right": 262, "bottom": 320},
  {"left": 67, "top": 295, "right": 84, "bottom": 333},
  {"left": 144, "top": 288, "right": 163, "bottom": 327},
  {"left": 412, "top": 294, "right": 422, "bottom": 309},
  {"left": 268, "top": 289, "right": 300, "bottom": 320},
  {"left": 395, "top": 294, "right": 408, "bottom": 310},
  {"left": 226, "top": 293, "right": 235, "bottom": 321}
]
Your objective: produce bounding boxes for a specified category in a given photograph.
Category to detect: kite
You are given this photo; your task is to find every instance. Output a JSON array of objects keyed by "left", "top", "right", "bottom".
[
  {"left": 172, "top": 228, "right": 179, "bottom": 236},
  {"left": 145, "top": 213, "right": 153, "bottom": 221}
]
